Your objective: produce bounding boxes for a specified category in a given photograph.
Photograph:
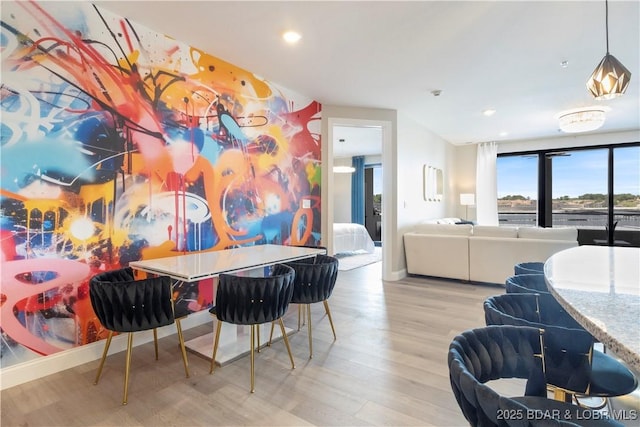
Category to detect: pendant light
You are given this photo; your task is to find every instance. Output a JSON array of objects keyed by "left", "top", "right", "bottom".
[
  {"left": 586, "top": 0, "right": 632, "bottom": 100},
  {"left": 333, "top": 165, "right": 356, "bottom": 173}
]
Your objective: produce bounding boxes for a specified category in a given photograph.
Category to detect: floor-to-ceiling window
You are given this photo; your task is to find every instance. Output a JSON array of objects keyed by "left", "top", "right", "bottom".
[
  {"left": 497, "top": 142, "right": 640, "bottom": 247},
  {"left": 496, "top": 154, "right": 538, "bottom": 226},
  {"left": 614, "top": 145, "right": 640, "bottom": 230},
  {"left": 550, "top": 148, "right": 608, "bottom": 229}
]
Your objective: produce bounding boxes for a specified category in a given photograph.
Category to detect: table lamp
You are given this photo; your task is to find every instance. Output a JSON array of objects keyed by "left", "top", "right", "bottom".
[{"left": 460, "top": 193, "right": 475, "bottom": 220}]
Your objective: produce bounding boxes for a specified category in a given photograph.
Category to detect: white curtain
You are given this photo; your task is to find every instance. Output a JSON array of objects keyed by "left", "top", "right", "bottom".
[{"left": 476, "top": 142, "right": 499, "bottom": 225}]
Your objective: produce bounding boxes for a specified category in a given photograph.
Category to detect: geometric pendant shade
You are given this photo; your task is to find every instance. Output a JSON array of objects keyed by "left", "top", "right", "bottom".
[
  {"left": 587, "top": 53, "right": 632, "bottom": 100},
  {"left": 586, "top": 0, "right": 632, "bottom": 100}
]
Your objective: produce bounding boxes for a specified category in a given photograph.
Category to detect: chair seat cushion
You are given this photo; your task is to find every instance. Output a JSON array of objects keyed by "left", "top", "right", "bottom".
[
  {"left": 589, "top": 350, "right": 638, "bottom": 396},
  {"left": 513, "top": 396, "right": 622, "bottom": 426}
]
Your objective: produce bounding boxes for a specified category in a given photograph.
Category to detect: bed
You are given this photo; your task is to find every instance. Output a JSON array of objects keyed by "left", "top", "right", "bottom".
[{"left": 333, "top": 223, "right": 376, "bottom": 254}]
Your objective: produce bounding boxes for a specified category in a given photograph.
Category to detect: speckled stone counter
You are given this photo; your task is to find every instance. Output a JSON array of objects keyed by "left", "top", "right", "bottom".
[{"left": 544, "top": 246, "right": 640, "bottom": 372}]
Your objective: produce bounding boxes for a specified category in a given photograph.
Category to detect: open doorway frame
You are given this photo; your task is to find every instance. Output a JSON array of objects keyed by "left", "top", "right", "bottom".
[{"left": 325, "top": 117, "right": 393, "bottom": 281}]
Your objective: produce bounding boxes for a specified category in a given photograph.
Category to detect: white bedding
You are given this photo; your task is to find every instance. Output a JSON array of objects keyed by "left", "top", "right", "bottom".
[{"left": 333, "top": 223, "right": 376, "bottom": 254}]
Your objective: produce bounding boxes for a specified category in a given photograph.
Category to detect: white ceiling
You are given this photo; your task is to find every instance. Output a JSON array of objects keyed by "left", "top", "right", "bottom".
[{"left": 94, "top": 0, "right": 640, "bottom": 157}]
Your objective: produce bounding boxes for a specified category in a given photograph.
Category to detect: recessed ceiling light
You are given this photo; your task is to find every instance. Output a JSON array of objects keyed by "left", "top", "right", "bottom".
[
  {"left": 482, "top": 109, "right": 496, "bottom": 117},
  {"left": 282, "top": 31, "right": 302, "bottom": 44},
  {"left": 499, "top": 131, "right": 509, "bottom": 137},
  {"left": 560, "top": 60, "right": 569, "bottom": 68}
]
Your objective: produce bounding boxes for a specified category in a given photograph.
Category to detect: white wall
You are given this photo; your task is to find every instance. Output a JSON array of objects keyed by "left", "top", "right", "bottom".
[
  {"left": 396, "top": 112, "right": 454, "bottom": 271},
  {"left": 333, "top": 157, "right": 353, "bottom": 223}
]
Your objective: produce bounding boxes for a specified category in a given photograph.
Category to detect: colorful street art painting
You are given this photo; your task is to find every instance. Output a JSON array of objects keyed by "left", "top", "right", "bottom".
[{"left": 0, "top": 1, "right": 322, "bottom": 367}]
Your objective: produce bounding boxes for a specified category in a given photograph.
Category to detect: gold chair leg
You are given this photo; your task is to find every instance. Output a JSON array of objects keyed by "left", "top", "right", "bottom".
[
  {"left": 297, "top": 304, "right": 302, "bottom": 330},
  {"left": 94, "top": 330, "right": 114, "bottom": 385},
  {"left": 268, "top": 321, "right": 275, "bottom": 346},
  {"left": 210, "top": 320, "right": 222, "bottom": 374},
  {"left": 279, "top": 318, "right": 295, "bottom": 369},
  {"left": 175, "top": 319, "right": 190, "bottom": 378},
  {"left": 256, "top": 323, "right": 261, "bottom": 353},
  {"left": 123, "top": 332, "right": 134, "bottom": 405},
  {"left": 323, "top": 300, "right": 337, "bottom": 340},
  {"left": 153, "top": 328, "right": 159, "bottom": 360},
  {"left": 250, "top": 325, "right": 256, "bottom": 393},
  {"left": 307, "top": 304, "right": 313, "bottom": 359},
  {"left": 554, "top": 388, "right": 570, "bottom": 403}
]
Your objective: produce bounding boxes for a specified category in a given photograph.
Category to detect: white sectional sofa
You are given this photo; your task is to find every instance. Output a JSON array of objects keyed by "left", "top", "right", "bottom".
[{"left": 404, "top": 220, "right": 579, "bottom": 284}]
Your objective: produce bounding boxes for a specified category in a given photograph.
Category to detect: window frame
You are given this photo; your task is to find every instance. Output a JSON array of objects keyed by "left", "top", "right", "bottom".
[{"left": 498, "top": 141, "right": 639, "bottom": 245}]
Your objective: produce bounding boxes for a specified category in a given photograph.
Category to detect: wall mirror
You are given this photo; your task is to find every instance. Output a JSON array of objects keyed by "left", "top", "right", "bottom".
[{"left": 423, "top": 165, "right": 443, "bottom": 201}]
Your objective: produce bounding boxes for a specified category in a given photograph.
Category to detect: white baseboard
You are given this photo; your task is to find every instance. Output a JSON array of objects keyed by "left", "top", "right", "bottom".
[{"left": 0, "top": 310, "right": 212, "bottom": 390}]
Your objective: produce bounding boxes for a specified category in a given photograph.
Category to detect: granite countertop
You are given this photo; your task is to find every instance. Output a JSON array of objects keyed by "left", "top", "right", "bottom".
[{"left": 545, "top": 245, "right": 640, "bottom": 372}]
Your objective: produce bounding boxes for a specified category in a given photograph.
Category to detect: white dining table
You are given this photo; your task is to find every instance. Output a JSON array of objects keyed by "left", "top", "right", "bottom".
[
  {"left": 129, "top": 244, "right": 325, "bottom": 364},
  {"left": 129, "top": 244, "right": 324, "bottom": 281},
  {"left": 544, "top": 245, "right": 640, "bottom": 372}
]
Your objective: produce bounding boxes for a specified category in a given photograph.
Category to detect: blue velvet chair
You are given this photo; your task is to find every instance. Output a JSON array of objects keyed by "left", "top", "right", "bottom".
[
  {"left": 506, "top": 273, "right": 548, "bottom": 293},
  {"left": 514, "top": 261, "right": 545, "bottom": 276},
  {"left": 448, "top": 325, "right": 622, "bottom": 426},
  {"left": 484, "top": 293, "right": 638, "bottom": 405},
  {"left": 505, "top": 274, "right": 573, "bottom": 322}
]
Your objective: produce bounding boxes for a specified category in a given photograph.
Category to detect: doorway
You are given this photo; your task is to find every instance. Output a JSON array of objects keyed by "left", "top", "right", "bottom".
[
  {"left": 326, "top": 117, "right": 393, "bottom": 281},
  {"left": 365, "top": 165, "right": 382, "bottom": 244}
]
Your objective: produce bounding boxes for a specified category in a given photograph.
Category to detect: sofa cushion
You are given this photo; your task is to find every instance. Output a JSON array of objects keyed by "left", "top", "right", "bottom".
[
  {"left": 404, "top": 233, "right": 470, "bottom": 281},
  {"left": 472, "top": 225, "right": 518, "bottom": 238},
  {"left": 518, "top": 227, "right": 577, "bottom": 241},
  {"left": 413, "top": 223, "right": 473, "bottom": 236}
]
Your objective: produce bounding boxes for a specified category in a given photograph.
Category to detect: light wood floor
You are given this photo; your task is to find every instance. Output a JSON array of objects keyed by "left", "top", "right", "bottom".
[{"left": 1, "top": 261, "right": 505, "bottom": 426}]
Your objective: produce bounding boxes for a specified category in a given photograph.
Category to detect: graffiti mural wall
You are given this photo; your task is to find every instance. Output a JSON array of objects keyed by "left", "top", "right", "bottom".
[{"left": 0, "top": 1, "right": 322, "bottom": 367}]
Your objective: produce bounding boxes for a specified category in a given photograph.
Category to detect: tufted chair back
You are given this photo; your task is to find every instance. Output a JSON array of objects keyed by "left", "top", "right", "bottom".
[
  {"left": 448, "top": 326, "right": 622, "bottom": 427},
  {"left": 485, "top": 293, "right": 583, "bottom": 331},
  {"left": 286, "top": 254, "right": 339, "bottom": 304},
  {"left": 448, "top": 325, "right": 547, "bottom": 426},
  {"left": 505, "top": 274, "right": 573, "bottom": 322},
  {"left": 484, "top": 293, "right": 593, "bottom": 394},
  {"left": 514, "top": 261, "right": 545, "bottom": 276},
  {"left": 506, "top": 273, "right": 548, "bottom": 293},
  {"left": 483, "top": 293, "right": 638, "bottom": 400},
  {"left": 214, "top": 264, "right": 295, "bottom": 326},
  {"left": 89, "top": 267, "right": 175, "bottom": 332},
  {"left": 88, "top": 267, "right": 189, "bottom": 405},
  {"left": 209, "top": 263, "right": 296, "bottom": 392},
  {"left": 280, "top": 253, "right": 339, "bottom": 358}
]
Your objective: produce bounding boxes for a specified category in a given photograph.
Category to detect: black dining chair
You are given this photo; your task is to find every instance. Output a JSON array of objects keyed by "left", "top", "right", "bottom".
[
  {"left": 89, "top": 267, "right": 190, "bottom": 405},
  {"left": 449, "top": 325, "right": 622, "bottom": 427},
  {"left": 484, "top": 293, "right": 638, "bottom": 406},
  {"left": 209, "top": 264, "right": 296, "bottom": 393},
  {"left": 272, "top": 253, "right": 339, "bottom": 358}
]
